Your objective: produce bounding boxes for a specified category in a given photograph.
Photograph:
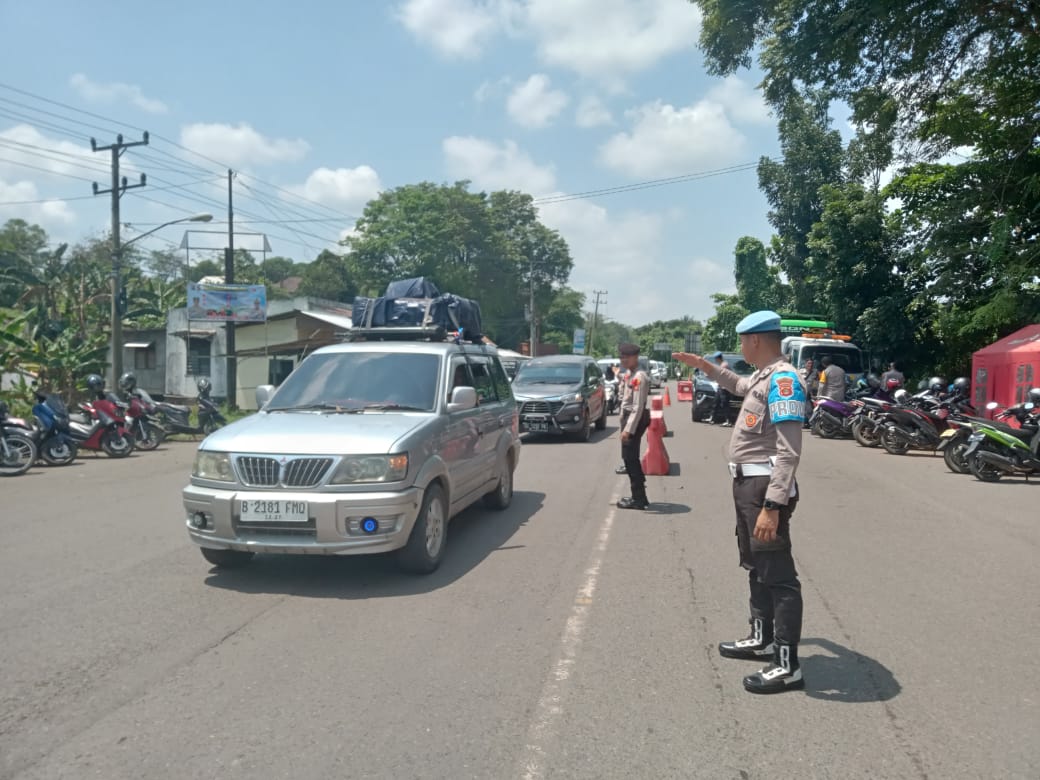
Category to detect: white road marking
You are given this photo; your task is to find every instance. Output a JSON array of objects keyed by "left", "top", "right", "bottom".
[{"left": 521, "top": 499, "right": 619, "bottom": 780}]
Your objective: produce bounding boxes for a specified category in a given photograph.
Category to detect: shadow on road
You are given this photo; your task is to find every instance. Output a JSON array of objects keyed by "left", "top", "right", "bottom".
[
  {"left": 645, "top": 502, "right": 692, "bottom": 516},
  {"left": 800, "top": 637, "right": 901, "bottom": 703},
  {"left": 521, "top": 425, "right": 618, "bottom": 444},
  {"left": 202, "top": 490, "right": 545, "bottom": 598}
]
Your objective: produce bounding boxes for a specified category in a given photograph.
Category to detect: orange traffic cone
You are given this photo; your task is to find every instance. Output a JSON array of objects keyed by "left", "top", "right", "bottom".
[
  {"left": 642, "top": 398, "right": 671, "bottom": 476},
  {"left": 663, "top": 386, "right": 671, "bottom": 406}
]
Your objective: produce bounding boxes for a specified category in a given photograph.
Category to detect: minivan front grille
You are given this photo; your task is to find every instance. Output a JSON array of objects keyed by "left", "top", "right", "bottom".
[
  {"left": 283, "top": 457, "right": 333, "bottom": 487},
  {"left": 520, "top": 400, "right": 564, "bottom": 416},
  {"left": 237, "top": 456, "right": 279, "bottom": 486},
  {"left": 235, "top": 456, "right": 333, "bottom": 488}
]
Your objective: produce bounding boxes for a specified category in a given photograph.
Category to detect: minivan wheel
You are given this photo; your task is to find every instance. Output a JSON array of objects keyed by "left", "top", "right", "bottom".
[
  {"left": 573, "top": 409, "right": 592, "bottom": 442},
  {"left": 200, "top": 547, "right": 254, "bottom": 568},
  {"left": 484, "top": 454, "right": 514, "bottom": 510},
  {"left": 398, "top": 484, "right": 448, "bottom": 574}
]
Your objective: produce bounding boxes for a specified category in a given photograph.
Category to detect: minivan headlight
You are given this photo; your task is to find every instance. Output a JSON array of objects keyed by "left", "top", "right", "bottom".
[
  {"left": 330, "top": 454, "right": 408, "bottom": 484},
  {"left": 193, "top": 451, "right": 234, "bottom": 482}
]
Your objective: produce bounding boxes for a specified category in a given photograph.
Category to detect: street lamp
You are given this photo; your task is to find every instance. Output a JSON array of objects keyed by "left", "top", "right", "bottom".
[{"left": 110, "top": 212, "right": 213, "bottom": 386}]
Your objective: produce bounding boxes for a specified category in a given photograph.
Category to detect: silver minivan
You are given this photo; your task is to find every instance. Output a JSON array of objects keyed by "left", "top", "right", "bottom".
[{"left": 183, "top": 341, "right": 520, "bottom": 574}]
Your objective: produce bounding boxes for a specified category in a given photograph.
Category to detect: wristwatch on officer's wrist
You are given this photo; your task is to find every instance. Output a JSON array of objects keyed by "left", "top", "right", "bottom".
[{"left": 763, "top": 499, "right": 784, "bottom": 511}]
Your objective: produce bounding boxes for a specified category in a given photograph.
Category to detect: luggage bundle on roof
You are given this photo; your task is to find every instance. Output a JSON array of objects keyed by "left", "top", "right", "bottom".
[{"left": 351, "top": 278, "right": 484, "bottom": 342}]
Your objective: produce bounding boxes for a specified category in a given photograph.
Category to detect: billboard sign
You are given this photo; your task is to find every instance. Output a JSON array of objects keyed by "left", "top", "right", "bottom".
[
  {"left": 573, "top": 328, "right": 586, "bottom": 355},
  {"left": 187, "top": 283, "right": 267, "bottom": 322}
]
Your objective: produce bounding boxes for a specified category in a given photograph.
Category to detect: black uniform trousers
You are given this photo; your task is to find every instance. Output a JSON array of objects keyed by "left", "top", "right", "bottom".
[
  {"left": 732, "top": 474, "right": 803, "bottom": 644},
  {"left": 619, "top": 409, "right": 651, "bottom": 501}
]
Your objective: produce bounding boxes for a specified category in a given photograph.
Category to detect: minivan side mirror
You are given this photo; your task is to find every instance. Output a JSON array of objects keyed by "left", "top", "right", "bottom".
[
  {"left": 447, "top": 386, "right": 478, "bottom": 412},
  {"left": 255, "top": 384, "right": 275, "bottom": 409}
]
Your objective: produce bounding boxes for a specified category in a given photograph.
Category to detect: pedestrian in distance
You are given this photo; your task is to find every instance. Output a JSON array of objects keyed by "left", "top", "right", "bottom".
[
  {"left": 673, "top": 310, "right": 808, "bottom": 694},
  {"left": 616, "top": 343, "right": 651, "bottom": 510},
  {"left": 711, "top": 351, "right": 732, "bottom": 427},
  {"left": 819, "top": 356, "right": 847, "bottom": 401}
]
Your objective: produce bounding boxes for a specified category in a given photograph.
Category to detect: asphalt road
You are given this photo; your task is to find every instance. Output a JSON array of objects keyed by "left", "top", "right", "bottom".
[{"left": 2, "top": 389, "right": 1038, "bottom": 779}]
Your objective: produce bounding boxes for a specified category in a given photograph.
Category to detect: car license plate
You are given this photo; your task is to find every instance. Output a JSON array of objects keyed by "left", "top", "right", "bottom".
[
  {"left": 240, "top": 499, "right": 308, "bottom": 523},
  {"left": 526, "top": 418, "right": 549, "bottom": 433}
]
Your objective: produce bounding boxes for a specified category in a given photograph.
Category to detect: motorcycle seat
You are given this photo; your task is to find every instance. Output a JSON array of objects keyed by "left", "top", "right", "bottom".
[{"left": 159, "top": 403, "right": 191, "bottom": 413}]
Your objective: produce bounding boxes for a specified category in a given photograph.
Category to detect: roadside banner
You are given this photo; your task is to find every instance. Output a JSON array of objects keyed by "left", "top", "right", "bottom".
[
  {"left": 573, "top": 328, "right": 586, "bottom": 355},
  {"left": 187, "top": 283, "right": 267, "bottom": 322}
]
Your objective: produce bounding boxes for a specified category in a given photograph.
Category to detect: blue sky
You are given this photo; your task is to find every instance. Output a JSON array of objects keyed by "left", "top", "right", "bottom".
[{"left": 0, "top": 0, "right": 786, "bottom": 325}]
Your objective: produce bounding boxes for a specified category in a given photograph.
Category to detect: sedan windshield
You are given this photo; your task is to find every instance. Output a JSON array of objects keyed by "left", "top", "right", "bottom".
[
  {"left": 514, "top": 363, "right": 583, "bottom": 385},
  {"left": 267, "top": 352, "right": 441, "bottom": 412}
]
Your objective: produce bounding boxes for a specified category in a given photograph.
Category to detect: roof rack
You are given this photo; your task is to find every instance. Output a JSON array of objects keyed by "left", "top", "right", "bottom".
[{"left": 345, "top": 325, "right": 486, "bottom": 344}]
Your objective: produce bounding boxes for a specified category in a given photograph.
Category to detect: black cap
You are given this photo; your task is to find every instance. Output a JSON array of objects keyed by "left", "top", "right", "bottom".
[{"left": 618, "top": 342, "right": 640, "bottom": 357}]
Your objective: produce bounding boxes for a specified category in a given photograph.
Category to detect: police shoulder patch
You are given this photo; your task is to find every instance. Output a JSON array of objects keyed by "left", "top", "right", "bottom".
[{"left": 767, "top": 370, "right": 806, "bottom": 423}]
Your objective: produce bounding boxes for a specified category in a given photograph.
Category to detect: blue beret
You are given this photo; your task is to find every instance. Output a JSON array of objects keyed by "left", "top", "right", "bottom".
[{"left": 736, "top": 310, "right": 782, "bottom": 334}]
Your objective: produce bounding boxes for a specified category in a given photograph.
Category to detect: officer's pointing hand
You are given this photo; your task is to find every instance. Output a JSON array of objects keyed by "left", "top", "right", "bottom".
[{"left": 672, "top": 352, "right": 710, "bottom": 372}]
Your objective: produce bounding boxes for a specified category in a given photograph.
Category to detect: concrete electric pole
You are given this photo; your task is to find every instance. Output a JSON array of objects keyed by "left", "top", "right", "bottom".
[
  {"left": 588, "top": 290, "right": 607, "bottom": 357},
  {"left": 224, "top": 169, "right": 237, "bottom": 409},
  {"left": 91, "top": 133, "right": 148, "bottom": 388}
]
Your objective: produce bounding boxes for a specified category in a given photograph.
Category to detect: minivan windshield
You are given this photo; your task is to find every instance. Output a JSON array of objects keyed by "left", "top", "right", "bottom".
[
  {"left": 797, "top": 346, "right": 863, "bottom": 374},
  {"left": 514, "top": 361, "right": 583, "bottom": 386},
  {"left": 266, "top": 351, "right": 441, "bottom": 412}
]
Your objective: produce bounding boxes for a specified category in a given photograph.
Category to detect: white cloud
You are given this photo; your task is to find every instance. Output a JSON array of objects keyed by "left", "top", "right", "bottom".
[
  {"left": 523, "top": 0, "right": 701, "bottom": 87},
  {"left": 705, "top": 76, "right": 772, "bottom": 125},
  {"left": 0, "top": 178, "right": 76, "bottom": 229},
  {"left": 396, "top": 0, "right": 504, "bottom": 58},
  {"left": 179, "top": 123, "right": 309, "bottom": 167},
  {"left": 290, "top": 166, "right": 382, "bottom": 215},
  {"left": 575, "top": 96, "right": 613, "bottom": 128},
  {"left": 69, "top": 73, "right": 168, "bottom": 114},
  {"left": 398, "top": 0, "right": 700, "bottom": 86},
  {"left": 442, "top": 136, "right": 557, "bottom": 194},
  {"left": 506, "top": 74, "right": 569, "bottom": 128},
  {"left": 599, "top": 98, "right": 746, "bottom": 178},
  {"left": 474, "top": 76, "right": 512, "bottom": 102}
]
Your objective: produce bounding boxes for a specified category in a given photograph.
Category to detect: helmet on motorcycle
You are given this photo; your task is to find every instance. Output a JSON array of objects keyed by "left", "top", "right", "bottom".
[
  {"left": 86, "top": 374, "right": 105, "bottom": 393},
  {"left": 952, "top": 377, "right": 970, "bottom": 394},
  {"left": 1028, "top": 387, "right": 1040, "bottom": 404},
  {"left": 885, "top": 378, "right": 902, "bottom": 391},
  {"left": 928, "top": 376, "right": 945, "bottom": 393},
  {"left": 196, "top": 377, "right": 212, "bottom": 394},
  {"left": 866, "top": 373, "right": 881, "bottom": 389},
  {"left": 118, "top": 371, "right": 137, "bottom": 391},
  {"left": 893, "top": 388, "right": 909, "bottom": 404}
]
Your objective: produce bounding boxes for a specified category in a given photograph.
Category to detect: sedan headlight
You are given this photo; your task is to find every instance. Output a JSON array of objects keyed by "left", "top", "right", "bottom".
[
  {"left": 330, "top": 454, "right": 408, "bottom": 484},
  {"left": 193, "top": 451, "right": 234, "bottom": 482}
]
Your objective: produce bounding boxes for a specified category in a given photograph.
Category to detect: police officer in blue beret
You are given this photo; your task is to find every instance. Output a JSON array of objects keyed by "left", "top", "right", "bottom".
[{"left": 674, "top": 311, "right": 808, "bottom": 694}]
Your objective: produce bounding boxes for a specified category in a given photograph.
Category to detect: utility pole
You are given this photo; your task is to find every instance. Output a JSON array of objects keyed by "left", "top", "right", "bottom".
[
  {"left": 92, "top": 133, "right": 148, "bottom": 388},
  {"left": 588, "top": 290, "right": 607, "bottom": 357},
  {"left": 528, "top": 274, "right": 537, "bottom": 358},
  {"left": 224, "top": 169, "right": 237, "bottom": 409}
]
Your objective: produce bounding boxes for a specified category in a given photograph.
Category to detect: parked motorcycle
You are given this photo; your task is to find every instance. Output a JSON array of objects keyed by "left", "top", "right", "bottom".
[
  {"left": 604, "top": 378, "right": 620, "bottom": 415},
  {"left": 0, "top": 401, "right": 38, "bottom": 476},
  {"left": 963, "top": 392, "right": 1040, "bottom": 482},
  {"left": 69, "top": 374, "right": 135, "bottom": 458},
  {"left": 153, "top": 377, "right": 226, "bottom": 437},
  {"left": 878, "top": 383, "right": 975, "bottom": 456},
  {"left": 117, "top": 372, "right": 165, "bottom": 451},
  {"left": 31, "top": 392, "right": 78, "bottom": 466},
  {"left": 810, "top": 375, "right": 887, "bottom": 439}
]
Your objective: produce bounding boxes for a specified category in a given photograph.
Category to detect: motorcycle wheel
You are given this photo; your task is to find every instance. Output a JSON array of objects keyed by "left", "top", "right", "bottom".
[
  {"left": 201, "top": 418, "right": 223, "bottom": 435},
  {"left": 41, "top": 438, "right": 77, "bottom": 466},
  {"left": 968, "top": 450, "right": 1003, "bottom": 482},
  {"left": 101, "top": 430, "right": 135, "bottom": 458},
  {"left": 852, "top": 419, "right": 880, "bottom": 448},
  {"left": 135, "top": 422, "right": 165, "bottom": 451},
  {"left": 881, "top": 428, "right": 911, "bottom": 455},
  {"left": 814, "top": 416, "right": 842, "bottom": 439},
  {"left": 0, "top": 434, "right": 37, "bottom": 476},
  {"left": 943, "top": 440, "right": 971, "bottom": 474}
]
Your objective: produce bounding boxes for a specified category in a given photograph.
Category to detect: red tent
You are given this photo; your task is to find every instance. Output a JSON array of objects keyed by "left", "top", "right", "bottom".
[{"left": 971, "top": 324, "right": 1040, "bottom": 409}]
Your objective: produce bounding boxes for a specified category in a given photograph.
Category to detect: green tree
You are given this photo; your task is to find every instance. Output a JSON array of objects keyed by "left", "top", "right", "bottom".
[
  {"left": 756, "top": 91, "right": 845, "bottom": 312},
  {"left": 298, "top": 250, "right": 357, "bottom": 303},
  {"left": 260, "top": 256, "right": 298, "bottom": 284},
  {"left": 733, "top": 236, "right": 778, "bottom": 311},
  {"left": 188, "top": 259, "right": 222, "bottom": 282},
  {"left": 702, "top": 293, "right": 747, "bottom": 352}
]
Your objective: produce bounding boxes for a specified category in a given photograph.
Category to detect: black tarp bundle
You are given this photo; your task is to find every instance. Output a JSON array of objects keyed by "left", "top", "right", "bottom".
[{"left": 352, "top": 278, "right": 483, "bottom": 340}]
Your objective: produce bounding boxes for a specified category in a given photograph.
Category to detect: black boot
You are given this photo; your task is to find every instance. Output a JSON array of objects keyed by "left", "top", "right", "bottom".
[
  {"left": 617, "top": 495, "right": 649, "bottom": 510},
  {"left": 719, "top": 617, "right": 774, "bottom": 660},
  {"left": 743, "top": 641, "right": 804, "bottom": 694}
]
